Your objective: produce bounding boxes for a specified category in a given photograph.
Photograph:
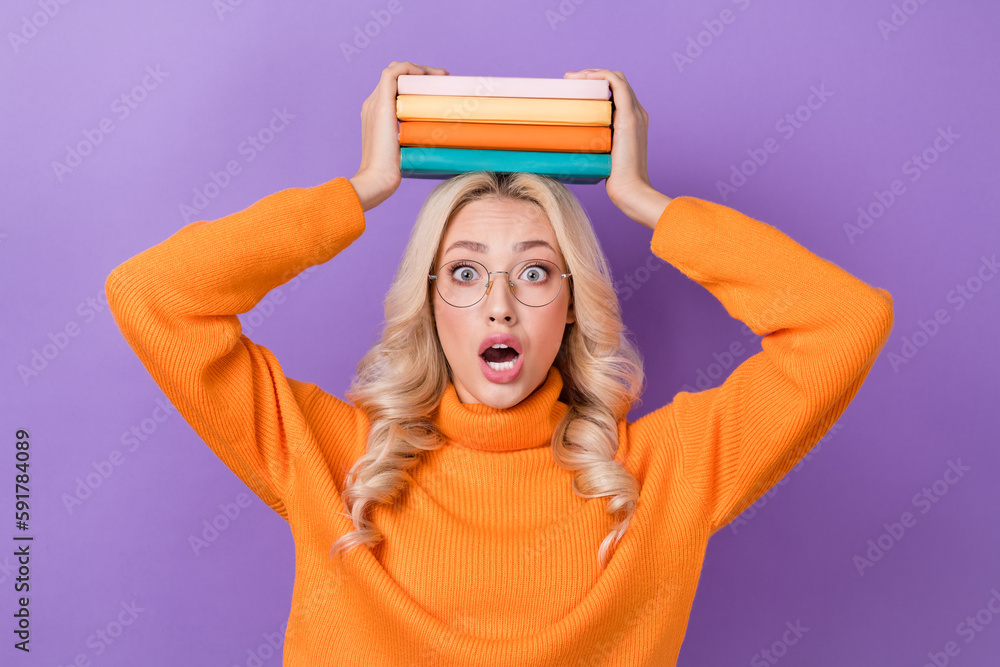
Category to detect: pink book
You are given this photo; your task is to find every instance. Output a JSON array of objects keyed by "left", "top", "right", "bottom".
[{"left": 396, "top": 74, "right": 610, "bottom": 100}]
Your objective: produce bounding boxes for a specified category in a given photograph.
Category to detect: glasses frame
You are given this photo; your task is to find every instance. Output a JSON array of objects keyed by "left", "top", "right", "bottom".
[{"left": 428, "top": 258, "right": 573, "bottom": 308}]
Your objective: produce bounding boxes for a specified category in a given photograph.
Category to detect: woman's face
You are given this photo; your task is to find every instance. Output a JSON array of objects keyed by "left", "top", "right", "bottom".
[{"left": 431, "top": 198, "right": 575, "bottom": 409}]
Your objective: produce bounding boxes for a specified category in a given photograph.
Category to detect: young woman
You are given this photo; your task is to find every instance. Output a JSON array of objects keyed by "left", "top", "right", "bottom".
[{"left": 107, "top": 61, "right": 894, "bottom": 665}]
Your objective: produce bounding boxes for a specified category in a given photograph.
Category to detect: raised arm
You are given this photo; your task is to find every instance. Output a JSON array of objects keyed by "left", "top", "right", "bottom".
[
  {"left": 566, "top": 66, "right": 893, "bottom": 534},
  {"left": 106, "top": 61, "right": 449, "bottom": 520},
  {"left": 105, "top": 177, "right": 367, "bottom": 520},
  {"left": 636, "top": 196, "right": 893, "bottom": 534}
]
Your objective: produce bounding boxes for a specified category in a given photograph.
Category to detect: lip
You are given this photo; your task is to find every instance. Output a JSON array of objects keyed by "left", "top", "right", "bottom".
[
  {"left": 478, "top": 333, "right": 523, "bottom": 356},
  {"left": 478, "top": 333, "right": 523, "bottom": 384}
]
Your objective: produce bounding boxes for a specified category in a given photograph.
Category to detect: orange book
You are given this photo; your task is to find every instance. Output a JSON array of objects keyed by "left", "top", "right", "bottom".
[{"left": 399, "top": 121, "right": 611, "bottom": 153}]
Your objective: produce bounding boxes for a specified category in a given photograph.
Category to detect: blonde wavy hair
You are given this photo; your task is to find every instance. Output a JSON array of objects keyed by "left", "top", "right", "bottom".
[{"left": 332, "top": 171, "right": 645, "bottom": 570}]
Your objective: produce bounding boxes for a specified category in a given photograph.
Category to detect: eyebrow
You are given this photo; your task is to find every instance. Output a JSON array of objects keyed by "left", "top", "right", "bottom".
[{"left": 443, "top": 239, "right": 556, "bottom": 255}]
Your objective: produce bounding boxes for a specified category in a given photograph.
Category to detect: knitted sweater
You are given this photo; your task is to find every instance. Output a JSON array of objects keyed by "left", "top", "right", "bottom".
[{"left": 105, "top": 176, "right": 894, "bottom": 666}]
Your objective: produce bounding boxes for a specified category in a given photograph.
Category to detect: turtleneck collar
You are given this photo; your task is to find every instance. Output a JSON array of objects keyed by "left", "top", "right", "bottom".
[{"left": 433, "top": 366, "right": 569, "bottom": 452}]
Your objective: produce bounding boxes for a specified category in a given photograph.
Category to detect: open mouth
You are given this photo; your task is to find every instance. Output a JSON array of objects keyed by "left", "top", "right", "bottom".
[{"left": 480, "top": 344, "right": 520, "bottom": 372}]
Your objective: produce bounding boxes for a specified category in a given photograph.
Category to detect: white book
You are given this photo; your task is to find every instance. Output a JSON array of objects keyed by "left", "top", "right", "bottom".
[{"left": 396, "top": 74, "right": 610, "bottom": 100}]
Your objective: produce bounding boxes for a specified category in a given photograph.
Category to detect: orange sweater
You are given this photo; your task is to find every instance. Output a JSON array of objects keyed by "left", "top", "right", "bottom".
[{"left": 105, "top": 177, "right": 894, "bottom": 665}]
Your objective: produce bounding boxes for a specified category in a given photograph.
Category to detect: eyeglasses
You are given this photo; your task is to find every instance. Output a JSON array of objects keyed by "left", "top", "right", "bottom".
[{"left": 428, "top": 258, "right": 572, "bottom": 308}]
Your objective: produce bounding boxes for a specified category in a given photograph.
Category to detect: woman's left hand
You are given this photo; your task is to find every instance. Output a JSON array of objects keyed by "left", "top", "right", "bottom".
[{"left": 563, "top": 68, "right": 671, "bottom": 230}]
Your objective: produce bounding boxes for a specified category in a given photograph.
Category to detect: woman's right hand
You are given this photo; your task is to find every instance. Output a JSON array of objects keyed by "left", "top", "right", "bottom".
[{"left": 349, "top": 61, "right": 449, "bottom": 212}]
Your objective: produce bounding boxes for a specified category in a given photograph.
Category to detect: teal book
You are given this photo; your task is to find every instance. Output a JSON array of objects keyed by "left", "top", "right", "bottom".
[{"left": 400, "top": 147, "right": 610, "bottom": 184}]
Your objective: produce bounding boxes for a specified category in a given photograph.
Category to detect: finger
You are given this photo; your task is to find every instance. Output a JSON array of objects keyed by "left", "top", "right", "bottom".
[
  {"left": 564, "top": 68, "right": 621, "bottom": 78},
  {"left": 563, "top": 69, "right": 635, "bottom": 114},
  {"left": 562, "top": 68, "right": 630, "bottom": 97},
  {"left": 384, "top": 61, "right": 449, "bottom": 75},
  {"left": 564, "top": 68, "right": 629, "bottom": 92},
  {"left": 415, "top": 63, "right": 449, "bottom": 74},
  {"left": 377, "top": 62, "right": 448, "bottom": 104},
  {"left": 574, "top": 69, "right": 628, "bottom": 90},
  {"left": 375, "top": 64, "right": 421, "bottom": 107},
  {"left": 407, "top": 64, "right": 449, "bottom": 75}
]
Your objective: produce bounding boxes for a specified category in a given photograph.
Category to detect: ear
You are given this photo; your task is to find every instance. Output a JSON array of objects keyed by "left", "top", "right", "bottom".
[{"left": 565, "top": 298, "right": 576, "bottom": 325}]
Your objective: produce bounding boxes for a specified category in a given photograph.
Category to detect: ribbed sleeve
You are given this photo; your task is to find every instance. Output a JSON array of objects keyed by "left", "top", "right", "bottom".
[
  {"left": 634, "top": 196, "right": 894, "bottom": 534},
  {"left": 104, "top": 177, "right": 367, "bottom": 520}
]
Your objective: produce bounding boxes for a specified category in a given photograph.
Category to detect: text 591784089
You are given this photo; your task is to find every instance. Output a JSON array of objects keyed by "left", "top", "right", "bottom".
[{"left": 13, "top": 429, "right": 32, "bottom": 652}]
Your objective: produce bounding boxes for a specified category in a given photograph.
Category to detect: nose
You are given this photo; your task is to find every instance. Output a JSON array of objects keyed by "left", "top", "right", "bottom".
[{"left": 484, "top": 272, "right": 516, "bottom": 322}]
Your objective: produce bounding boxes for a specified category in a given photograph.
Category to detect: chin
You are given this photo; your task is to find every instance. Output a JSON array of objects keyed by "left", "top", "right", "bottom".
[
  {"left": 485, "top": 389, "right": 528, "bottom": 410},
  {"left": 470, "top": 383, "right": 525, "bottom": 409},
  {"left": 468, "top": 370, "right": 547, "bottom": 409}
]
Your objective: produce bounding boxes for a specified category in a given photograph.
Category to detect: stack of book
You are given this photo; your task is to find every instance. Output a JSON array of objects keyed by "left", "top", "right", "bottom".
[{"left": 396, "top": 75, "right": 612, "bottom": 184}]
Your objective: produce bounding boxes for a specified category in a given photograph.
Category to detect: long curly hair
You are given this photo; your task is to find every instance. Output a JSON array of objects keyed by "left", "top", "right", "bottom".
[{"left": 331, "top": 171, "right": 645, "bottom": 570}]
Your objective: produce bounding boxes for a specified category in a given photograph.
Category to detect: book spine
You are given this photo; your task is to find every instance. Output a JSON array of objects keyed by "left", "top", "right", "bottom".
[
  {"left": 396, "top": 74, "right": 610, "bottom": 100},
  {"left": 399, "top": 121, "right": 611, "bottom": 153},
  {"left": 400, "top": 147, "right": 611, "bottom": 178}
]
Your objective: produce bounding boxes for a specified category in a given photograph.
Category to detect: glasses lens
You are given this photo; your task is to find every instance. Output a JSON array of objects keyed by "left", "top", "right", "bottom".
[
  {"left": 435, "top": 259, "right": 565, "bottom": 307},
  {"left": 509, "top": 259, "right": 563, "bottom": 307},
  {"left": 437, "top": 259, "right": 489, "bottom": 307}
]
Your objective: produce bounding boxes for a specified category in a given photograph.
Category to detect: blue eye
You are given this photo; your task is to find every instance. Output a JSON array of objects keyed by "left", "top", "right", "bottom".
[
  {"left": 519, "top": 264, "right": 550, "bottom": 283},
  {"left": 449, "top": 263, "right": 480, "bottom": 283}
]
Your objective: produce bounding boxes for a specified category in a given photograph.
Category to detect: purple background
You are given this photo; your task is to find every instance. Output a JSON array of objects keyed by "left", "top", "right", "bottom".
[{"left": 3, "top": 0, "right": 999, "bottom": 664}]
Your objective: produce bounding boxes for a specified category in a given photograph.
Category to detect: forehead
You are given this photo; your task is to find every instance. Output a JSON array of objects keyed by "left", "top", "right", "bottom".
[{"left": 437, "top": 198, "right": 562, "bottom": 260}]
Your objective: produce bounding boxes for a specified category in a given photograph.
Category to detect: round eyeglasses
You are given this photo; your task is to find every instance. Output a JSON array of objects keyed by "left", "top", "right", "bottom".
[{"left": 428, "top": 258, "right": 572, "bottom": 308}]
